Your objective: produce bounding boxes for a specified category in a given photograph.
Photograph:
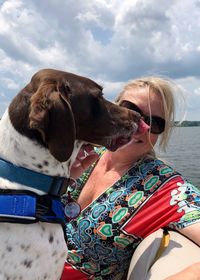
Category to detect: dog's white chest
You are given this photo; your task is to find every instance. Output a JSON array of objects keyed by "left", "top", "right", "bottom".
[
  {"left": 0, "top": 111, "right": 83, "bottom": 279},
  {"left": 0, "top": 222, "right": 67, "bottom": 279}
]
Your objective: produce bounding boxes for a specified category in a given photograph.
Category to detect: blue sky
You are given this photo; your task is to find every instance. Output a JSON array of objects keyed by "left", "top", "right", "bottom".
[{"left": 0, "top": 0, "right": 200, "bottom": 120}]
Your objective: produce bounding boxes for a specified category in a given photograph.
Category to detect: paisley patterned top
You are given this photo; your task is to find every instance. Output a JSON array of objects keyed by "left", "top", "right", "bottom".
[{"left": 62, "top": 149, "right": 200, "bottom": 280}]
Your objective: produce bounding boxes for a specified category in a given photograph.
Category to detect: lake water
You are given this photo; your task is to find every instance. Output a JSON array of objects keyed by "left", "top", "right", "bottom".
[{"left": 155, "top": 127, "right": 200, "bottom": 187}]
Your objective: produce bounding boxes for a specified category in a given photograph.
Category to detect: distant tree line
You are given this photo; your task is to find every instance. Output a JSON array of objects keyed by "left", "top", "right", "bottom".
[{"left": 174, "top": 121, "right": 200, "bottom": 127}]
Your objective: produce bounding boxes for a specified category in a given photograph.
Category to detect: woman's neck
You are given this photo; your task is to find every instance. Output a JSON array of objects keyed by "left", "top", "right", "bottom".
[{"left": 99, "top": 149, "right": 144, "bottom": 173}]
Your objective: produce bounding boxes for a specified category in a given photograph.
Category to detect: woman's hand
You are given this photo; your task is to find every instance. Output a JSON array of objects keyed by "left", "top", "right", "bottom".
[{"left": 70, "top": 144, "right": 99, "bottom": 179}]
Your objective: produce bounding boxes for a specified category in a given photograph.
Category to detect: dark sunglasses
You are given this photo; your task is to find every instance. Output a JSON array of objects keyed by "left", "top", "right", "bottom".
[{"left": 119, "top": 100, "right": 165, "bottom": 134}]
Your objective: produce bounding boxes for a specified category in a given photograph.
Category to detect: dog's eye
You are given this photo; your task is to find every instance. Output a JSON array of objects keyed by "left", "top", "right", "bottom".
[
  {"left": 93, "top": 91, "right": 103, "bottom": 98},
  {"left": 98, "top": 92, "right": 104, "bottom": 98}
]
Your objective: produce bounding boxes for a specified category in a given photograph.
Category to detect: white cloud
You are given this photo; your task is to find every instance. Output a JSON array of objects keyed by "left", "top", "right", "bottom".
[
  {"left": 1, "top": 77, "right": 19, "bottom": 89},
  {"left": 101, "top": 80, "right": 125, "bottom": 101},
  {"left": 0, "top": 91, "right": 6, "bottom": 98},
  {"left": 194, "top": 88, "right": 200, "bottom": 96},
  {"left": 76, "top": 11, "right": 101, "bottom": 24}
]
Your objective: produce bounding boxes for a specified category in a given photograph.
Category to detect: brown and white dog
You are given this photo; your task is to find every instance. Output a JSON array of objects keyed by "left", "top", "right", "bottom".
[{"left": 0, "top": 69, "right": 142, "bottom": 279}]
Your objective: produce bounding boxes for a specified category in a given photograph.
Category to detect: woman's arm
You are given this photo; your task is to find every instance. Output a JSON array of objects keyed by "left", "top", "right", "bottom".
[{"left": 178, "top": 222, "right": 200, "bottom": 246}]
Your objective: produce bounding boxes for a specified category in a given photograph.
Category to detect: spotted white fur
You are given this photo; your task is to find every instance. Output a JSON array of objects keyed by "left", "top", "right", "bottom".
[{"left": 0, "top": 109, "right": 82, "bottom": 279}]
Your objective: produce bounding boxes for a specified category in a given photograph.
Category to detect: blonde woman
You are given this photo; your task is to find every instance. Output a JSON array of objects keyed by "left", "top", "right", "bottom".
[{"left": 62, "top": 77, "right": 200, "bottom": 280}]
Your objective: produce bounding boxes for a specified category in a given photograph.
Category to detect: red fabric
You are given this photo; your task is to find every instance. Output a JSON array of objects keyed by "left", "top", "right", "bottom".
[
  {"left": 61, "top": 263, "right": 88, "bottom": 280},
  {"left": 123, "top": 177, "right": 184, "bottom": 238}
]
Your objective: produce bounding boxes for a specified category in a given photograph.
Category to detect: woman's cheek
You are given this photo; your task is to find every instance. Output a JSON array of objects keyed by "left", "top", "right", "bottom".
[{"left": 149, "top": 134, "right": 159, "bottom": 146}]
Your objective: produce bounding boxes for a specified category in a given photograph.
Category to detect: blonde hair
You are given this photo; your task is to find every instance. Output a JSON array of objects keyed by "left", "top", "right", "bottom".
[{"left": 116, "top": 76, "right": 183, "bottom": 152}]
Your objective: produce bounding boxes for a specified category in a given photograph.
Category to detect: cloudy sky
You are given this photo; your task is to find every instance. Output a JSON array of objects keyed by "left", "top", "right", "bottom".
[{"left": 0, "top": 0, "right": 200, "bottom": 120}]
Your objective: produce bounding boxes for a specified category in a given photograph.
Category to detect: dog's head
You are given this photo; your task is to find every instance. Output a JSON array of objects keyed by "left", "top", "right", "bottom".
[{"left": 9, "top": 69, "right": 141, "bottom": 162}]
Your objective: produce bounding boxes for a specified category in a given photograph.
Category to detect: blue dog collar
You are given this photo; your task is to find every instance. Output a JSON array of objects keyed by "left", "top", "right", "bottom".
[
  {"left": 0, "top": 191, "right": 65, "bottom": 224},
  {"left": 0, "top": 158, "right": 67, "bottom": 196}
]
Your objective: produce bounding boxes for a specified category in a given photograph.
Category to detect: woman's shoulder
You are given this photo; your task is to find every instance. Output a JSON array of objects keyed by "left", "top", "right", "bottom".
[
  {"left": 130, "top": 156, "right": 179, "bottom": 178},
  {"left": 142, "top": 156, "right": 175, "bottom": 169},
  {"left": 150, "top": 158, "right": 198, "bottom": 186},
  {"left": 130, "top": 156, "right": 199, "bottom": 190},
  {"left": 143, "top": 157, "right": 199, "bottom": 193}
]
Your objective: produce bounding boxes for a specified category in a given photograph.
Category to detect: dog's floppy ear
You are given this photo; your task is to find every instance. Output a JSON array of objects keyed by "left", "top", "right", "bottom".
[{"left": 29, "top": 81, "right": 75, "bottom": 162}]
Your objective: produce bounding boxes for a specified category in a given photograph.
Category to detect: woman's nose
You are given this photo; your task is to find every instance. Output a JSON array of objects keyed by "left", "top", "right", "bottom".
[{"left": 138, "top": 119, "right": 150, "bottom": 134}]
